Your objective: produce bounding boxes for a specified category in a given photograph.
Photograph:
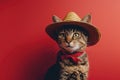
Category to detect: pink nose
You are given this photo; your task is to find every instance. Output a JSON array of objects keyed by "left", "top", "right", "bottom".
[{"left": 65, "top": 36, "right": 72, "bottom": 43}]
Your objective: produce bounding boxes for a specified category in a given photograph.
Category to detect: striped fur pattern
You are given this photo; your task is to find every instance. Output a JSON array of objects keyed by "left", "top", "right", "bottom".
[
  {"left": 56, "top": 26, "right": 88, "bottom": 54},
  {"left": 45, "top": 25, "right": 89, "bottom": 80}
]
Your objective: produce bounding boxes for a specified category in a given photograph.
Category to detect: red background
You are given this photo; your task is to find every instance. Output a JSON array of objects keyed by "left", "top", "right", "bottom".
[{"left": 0, "top": 0, "right": 120, "bottom": 80}]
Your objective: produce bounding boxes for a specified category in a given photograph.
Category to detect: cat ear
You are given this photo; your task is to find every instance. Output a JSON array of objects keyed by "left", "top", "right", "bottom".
[
  {"left": 52, "top": 15, "right": 62, "bottom": 23},
  {"left": 81, "top": 14, "right": 91, "bottom": 23}
]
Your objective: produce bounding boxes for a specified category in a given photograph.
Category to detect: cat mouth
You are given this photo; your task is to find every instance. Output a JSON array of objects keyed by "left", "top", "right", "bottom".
[{"left": 66, "top": 45, "right": 73, "bottom": 48}]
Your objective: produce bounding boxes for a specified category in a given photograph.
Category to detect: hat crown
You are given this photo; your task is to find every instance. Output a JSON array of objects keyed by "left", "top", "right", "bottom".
[
  {"left": 52, "top": 12, "right": 91, "bottom": 23},
  {"left": 63, "top": 12, "right": 81, "bottom": 22}
]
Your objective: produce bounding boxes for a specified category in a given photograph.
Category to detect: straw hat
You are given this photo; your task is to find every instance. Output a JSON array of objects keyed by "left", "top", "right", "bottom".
[{"left": 46, "top": 12, "right": 101, "bottom": 46}]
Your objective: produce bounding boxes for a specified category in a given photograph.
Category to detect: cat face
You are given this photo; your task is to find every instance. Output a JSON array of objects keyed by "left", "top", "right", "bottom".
[{"left": 56, "top": 28, "right": 88, "bottom": 54}]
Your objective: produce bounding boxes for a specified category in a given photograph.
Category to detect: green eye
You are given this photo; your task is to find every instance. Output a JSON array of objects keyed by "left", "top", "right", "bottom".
[
  {"left": 58, "top": 33, "right": 65, "bottom": 38},
  {"left": 73, "top": 33, "right": 79, "bottom": 37}
]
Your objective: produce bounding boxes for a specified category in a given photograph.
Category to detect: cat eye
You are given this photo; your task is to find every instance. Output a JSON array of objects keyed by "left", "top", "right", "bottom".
[
  {"left": 73, "top": 33, "right": 79, "bottom": 37},
  {"left": 58, "top": 33, "right": 65, "bottom": 39}
]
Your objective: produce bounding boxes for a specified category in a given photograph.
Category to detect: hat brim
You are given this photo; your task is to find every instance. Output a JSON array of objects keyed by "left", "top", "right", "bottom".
[{"left": 46, "top": 21, "right": 101, "bottom": 46}]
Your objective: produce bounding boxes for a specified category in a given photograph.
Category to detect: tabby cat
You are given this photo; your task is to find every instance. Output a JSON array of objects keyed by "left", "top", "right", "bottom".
[{"left": 45, "top": 25, "right": 89, "bottom": 80}]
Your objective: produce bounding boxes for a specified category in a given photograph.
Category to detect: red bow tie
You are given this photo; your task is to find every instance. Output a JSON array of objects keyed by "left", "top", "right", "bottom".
[{"left": 61, "top": 52, "right": 84, "bottom": 64}]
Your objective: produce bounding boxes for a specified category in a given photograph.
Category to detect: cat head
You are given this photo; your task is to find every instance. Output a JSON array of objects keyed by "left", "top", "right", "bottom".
[
  {"left": 46, "top": 12, "right": 101, "bottom": 48},
  {"left": 56, "top": 25, "right": 88, "bottom": 54}
]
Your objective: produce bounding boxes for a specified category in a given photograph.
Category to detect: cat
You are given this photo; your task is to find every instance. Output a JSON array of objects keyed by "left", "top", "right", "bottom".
[{"left": 44, "top": 25, "right": 89, "bottom": 80}]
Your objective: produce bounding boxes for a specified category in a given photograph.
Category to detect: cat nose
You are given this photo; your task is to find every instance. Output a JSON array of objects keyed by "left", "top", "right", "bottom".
[
  {"left": 65, "top": 36, "right": 72, "bottom": 43},
  {"left": 66, "top": 41, "right": 71, "bottom": 44}
]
